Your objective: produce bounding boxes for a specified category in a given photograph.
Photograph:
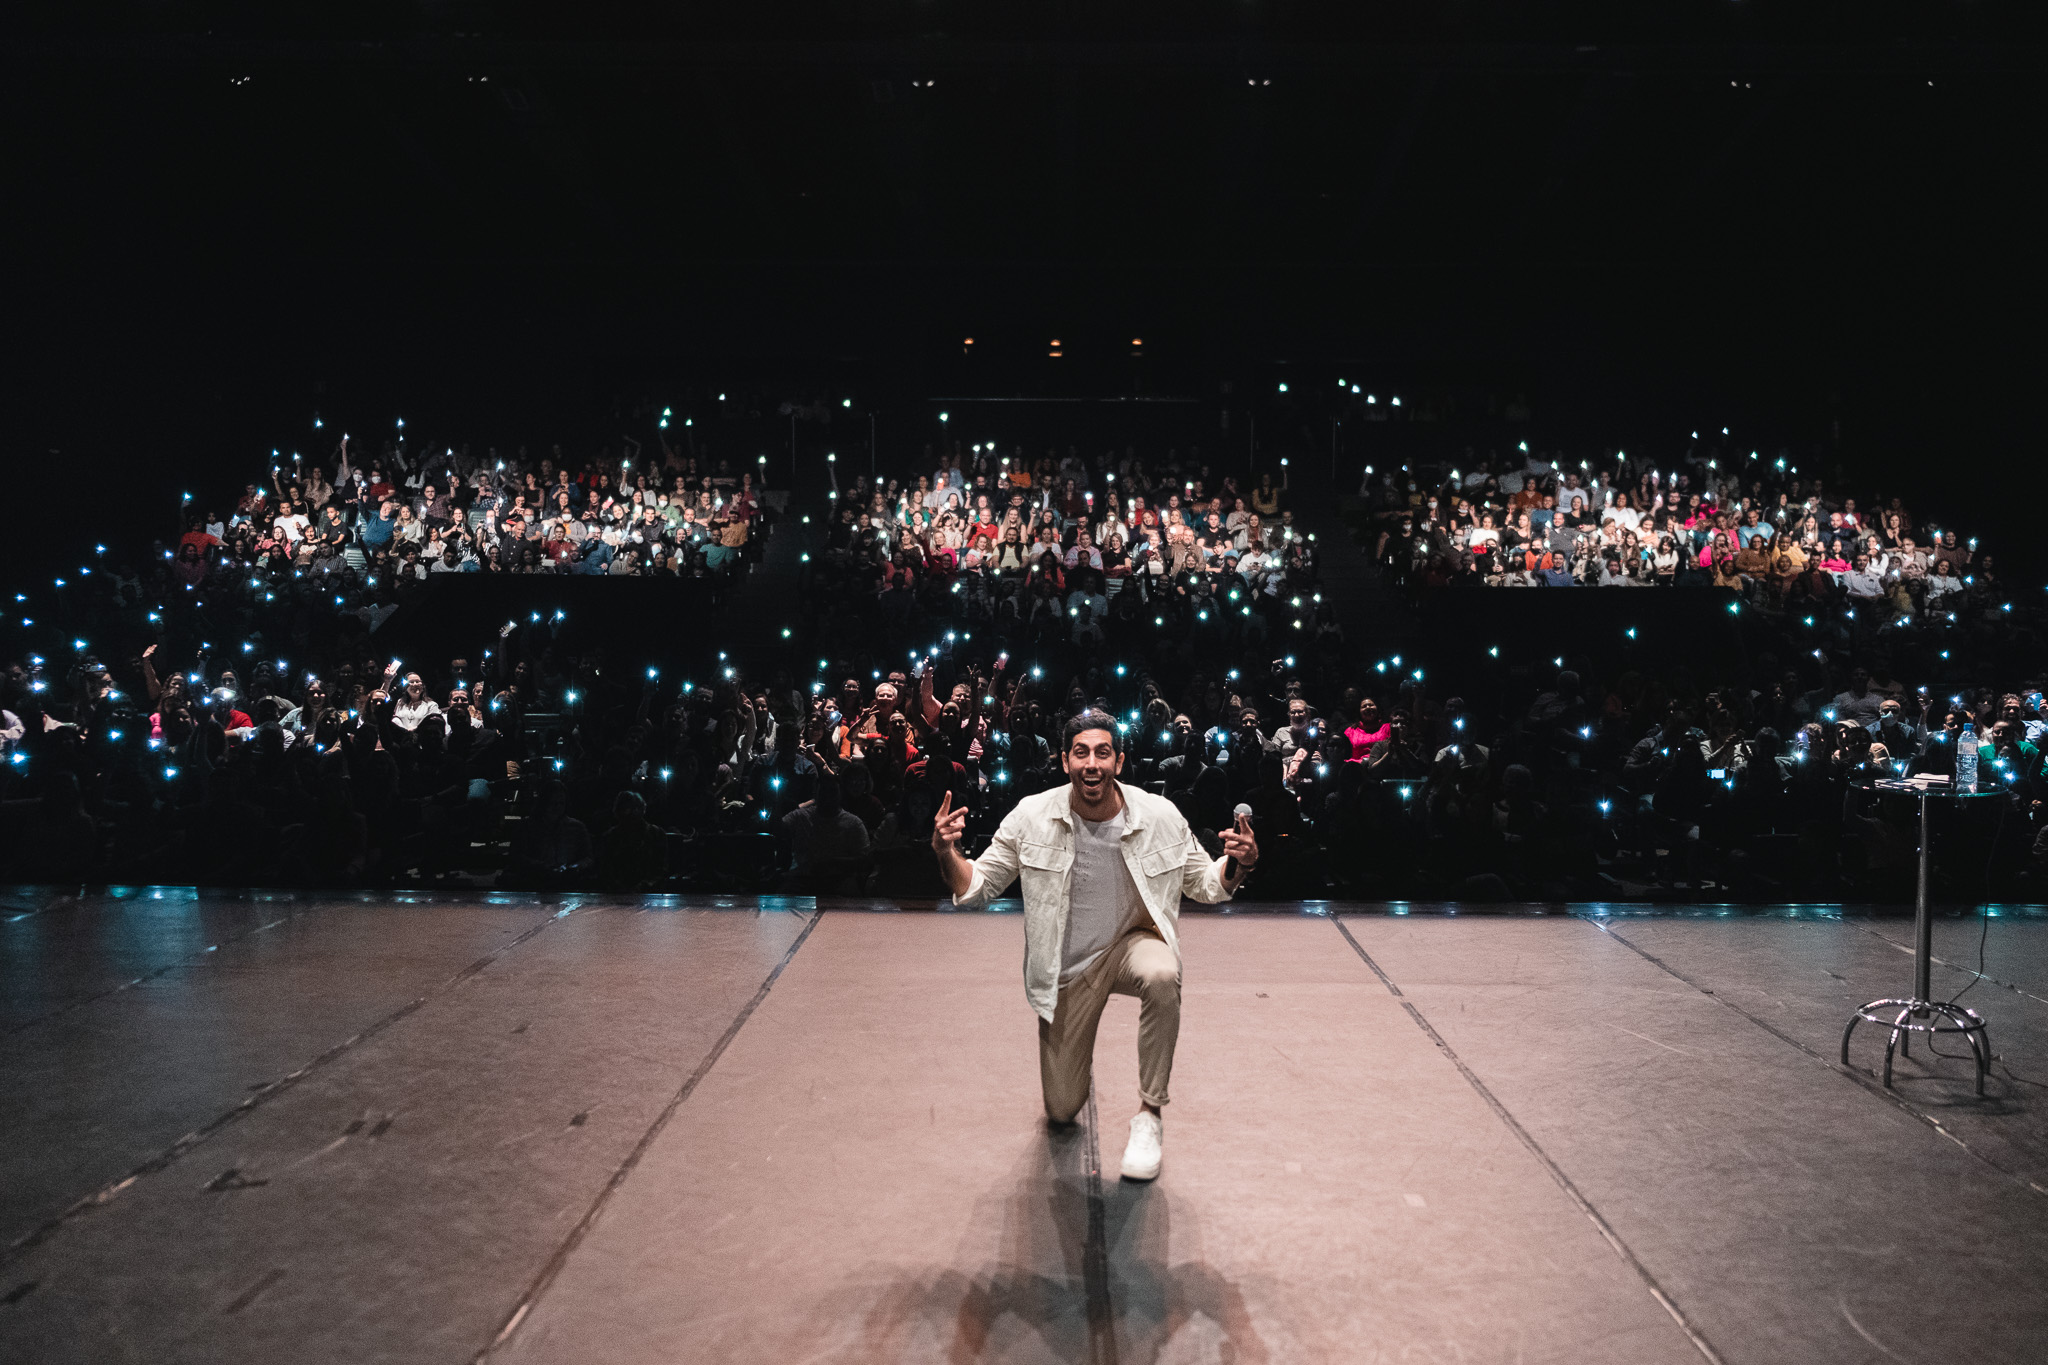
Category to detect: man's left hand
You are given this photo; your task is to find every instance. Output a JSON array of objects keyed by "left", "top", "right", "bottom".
[{"left": 1221, "top": 811, "right": 1258, "bottom": 873}]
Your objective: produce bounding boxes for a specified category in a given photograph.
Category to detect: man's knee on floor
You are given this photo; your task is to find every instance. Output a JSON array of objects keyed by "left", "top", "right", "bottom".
[
  {"left": 1044, "top": 1094, "right": 1086, "bottom": 1125},
  {"left": 1042, "top": 1076, "right": 1090, "bottom": 1124}
]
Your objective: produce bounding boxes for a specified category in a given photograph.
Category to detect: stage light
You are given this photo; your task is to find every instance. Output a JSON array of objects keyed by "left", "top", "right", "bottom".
[
  {"left": 938, "top": 411, "right": 949, "bottom": 423},
  {"left": 1278, "top": 383, "right": 1288, "bottom": 393}
]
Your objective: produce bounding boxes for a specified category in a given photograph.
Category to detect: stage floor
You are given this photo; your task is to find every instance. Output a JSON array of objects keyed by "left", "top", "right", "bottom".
[{"left": 2, "top": 891, "right": 2045, "bottom": 1364}]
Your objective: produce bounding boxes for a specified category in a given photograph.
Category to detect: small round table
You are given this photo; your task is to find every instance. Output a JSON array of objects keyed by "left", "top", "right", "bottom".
[{"left": 1839, "top": 783, "right": 1997, "bottom": 1094}]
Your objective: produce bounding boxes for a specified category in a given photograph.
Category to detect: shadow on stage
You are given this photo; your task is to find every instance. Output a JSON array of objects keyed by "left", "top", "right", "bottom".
[{"left": 787, "top": 1107, "right": 1277, "bottom": 1363}]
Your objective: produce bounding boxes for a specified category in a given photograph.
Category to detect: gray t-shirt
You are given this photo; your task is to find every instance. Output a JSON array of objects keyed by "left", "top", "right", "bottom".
[{"left": 1061, "top": 809, "right": 1145, "bottom": 984}]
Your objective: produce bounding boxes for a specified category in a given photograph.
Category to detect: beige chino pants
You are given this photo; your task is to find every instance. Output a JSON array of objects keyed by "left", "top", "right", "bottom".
[{"left": 1039, "top": 927, "right": 1181, "bottom": 1122}]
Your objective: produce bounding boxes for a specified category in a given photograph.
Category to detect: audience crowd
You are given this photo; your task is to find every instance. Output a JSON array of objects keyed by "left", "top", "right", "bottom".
[
  {"left": 1362, "top": 442, "right": 2002, "bottom": 611},
  {"left": 4, "top": 406, "right": 2045, "bottom": 903}
]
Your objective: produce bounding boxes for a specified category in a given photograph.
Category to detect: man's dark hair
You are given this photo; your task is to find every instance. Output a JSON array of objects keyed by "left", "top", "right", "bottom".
[{"left": 1061, "top": 708, "right": 1124, "bottom": 755}]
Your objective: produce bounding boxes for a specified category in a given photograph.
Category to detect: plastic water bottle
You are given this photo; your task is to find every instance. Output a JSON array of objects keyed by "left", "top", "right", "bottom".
[{"left": 1955, "top": 726, "right": 1978, "bottom": 793}]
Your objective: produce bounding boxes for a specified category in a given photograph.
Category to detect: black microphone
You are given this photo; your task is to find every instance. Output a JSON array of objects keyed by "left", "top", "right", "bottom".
[{"left": 1226, "top": 802, "right": 1253, "bottom": 880}]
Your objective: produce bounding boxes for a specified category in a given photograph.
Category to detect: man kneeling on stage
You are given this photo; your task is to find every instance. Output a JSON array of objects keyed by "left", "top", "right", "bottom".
[{"left": 933, "top": 708, "right": 1258, "bottom": 1180}]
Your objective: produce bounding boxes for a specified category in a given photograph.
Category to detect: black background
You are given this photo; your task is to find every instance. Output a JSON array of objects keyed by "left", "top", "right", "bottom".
[{"left": 4, "top": 2, "right": 2042, "bottom": 574}]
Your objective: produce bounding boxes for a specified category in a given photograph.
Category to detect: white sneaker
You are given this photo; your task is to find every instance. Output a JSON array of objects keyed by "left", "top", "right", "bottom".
[{"left": 1120, "top": 1111, "right": 1163, "bottom": 1181}]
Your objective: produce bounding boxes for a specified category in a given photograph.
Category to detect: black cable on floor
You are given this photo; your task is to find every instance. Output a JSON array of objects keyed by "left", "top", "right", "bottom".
[
  {"left": 1943, "top": 796, "right": 2005, "bottom": 1011},
  {"left": 1923, "top": 797, "right": 2000, "bottom": 1062}
]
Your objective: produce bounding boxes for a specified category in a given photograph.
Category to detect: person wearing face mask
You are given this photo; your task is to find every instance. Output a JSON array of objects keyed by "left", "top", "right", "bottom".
[{"left": 1873, "top": 697, "right": 1921, "bottom": 759}]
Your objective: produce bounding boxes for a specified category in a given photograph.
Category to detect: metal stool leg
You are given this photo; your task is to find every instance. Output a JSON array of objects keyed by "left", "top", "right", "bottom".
[
  {"left": 1951, "top": 1008, "right": 1990, "bottom": 1096},
  {"left": 1883, "top": 1006, "right": 1913, "bottom": 1088}
]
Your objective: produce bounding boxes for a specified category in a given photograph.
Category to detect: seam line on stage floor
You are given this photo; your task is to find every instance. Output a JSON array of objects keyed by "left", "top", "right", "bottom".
[
  {"left": 1841, "top": 916, "right": 2048, "bottom": 1009},
  {"left": 1589, "top": 919, "right": 2048, "bottom": 1200},
  {"left": 0, "top": 903, "right": 585, "bottom": 1271},
  {"left": 3, "top": 911, "right": 301, "bottom": 1042},
  {"left": 1331, "top": 916, "right": 1727, "bottom": 1365},
  {"left": 478, "top": 907, "right": 824, "bottom": 1360},
  {"left": 1080, "top": 1089, "right": 1119, "bottom": 1365},
  {"left": 0, "top": 888, "right": 79, "bottom": 923}
]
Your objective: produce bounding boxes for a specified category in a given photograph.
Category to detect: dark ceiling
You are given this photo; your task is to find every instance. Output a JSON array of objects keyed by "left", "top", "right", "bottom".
[
  {"left": 9, "top": 9, "right": 2041, "bottom": 272},
  {"left": 2, "top": 3, "right": 2043, "bottom": 556}
]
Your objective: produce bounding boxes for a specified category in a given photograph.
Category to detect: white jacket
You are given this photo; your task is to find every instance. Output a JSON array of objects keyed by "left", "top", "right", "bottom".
[{"left": 953, "top": 781, "right": 1235, "bottom": 1021}]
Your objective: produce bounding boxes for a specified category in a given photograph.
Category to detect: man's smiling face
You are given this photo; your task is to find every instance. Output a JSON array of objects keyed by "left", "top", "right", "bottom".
[{"left": 1062, "top": 728, "right": 1124, "bottom": 804}]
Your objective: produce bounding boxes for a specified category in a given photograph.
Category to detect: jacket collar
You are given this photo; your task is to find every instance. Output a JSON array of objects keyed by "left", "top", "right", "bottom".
[{"left": 1045, "top": 780, "right": 1147, "bottom": 835}]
